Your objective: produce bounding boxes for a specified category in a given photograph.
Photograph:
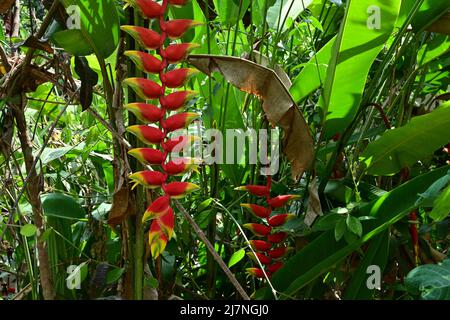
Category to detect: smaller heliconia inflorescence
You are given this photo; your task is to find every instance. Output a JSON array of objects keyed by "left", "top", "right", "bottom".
[
  {"left": 236, "top": 177, "right": 299, "bottom": 278},
  {"left": 121, "top": 0, "right": 201, "bottom": 258}
]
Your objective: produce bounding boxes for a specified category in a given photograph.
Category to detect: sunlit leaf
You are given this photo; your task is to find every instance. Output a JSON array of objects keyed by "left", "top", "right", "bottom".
[
  {"left": 20, "top": 224, "right": 37, "bottom": 237},
  {"left": 228, "top": 249, "right": 246, "bottom": 268}
]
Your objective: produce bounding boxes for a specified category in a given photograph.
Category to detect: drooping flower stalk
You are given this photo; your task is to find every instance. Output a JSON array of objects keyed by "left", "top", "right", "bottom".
[
  {"left": 237, "top": 176, "right": 298, "bottom": 278},
  {"left": 121, "top": 0, "right": 201, "bottom": 258},
  {"left": 409, "top": 210, "right": 419, "bottom": 266}
]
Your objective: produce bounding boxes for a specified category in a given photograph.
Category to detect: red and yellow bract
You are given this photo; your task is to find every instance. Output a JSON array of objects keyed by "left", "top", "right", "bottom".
[
  {"left": 165, "top": 19, "right": 203, "bottom": 39},
  {"left": 239, "top": 177, "right": 299, "bottom": 279},
  {"left": 123, "top": 0, "right": 200, "bottom": 258},
  {"left": 128, "top": 148, "right": 166, "bottom": 165}
]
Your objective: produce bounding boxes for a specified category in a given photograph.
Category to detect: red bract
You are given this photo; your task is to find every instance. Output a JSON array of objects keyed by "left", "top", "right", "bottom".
[
  {"left": 128, "top": 148, "right": 166, "bottom": 165},
  {"left": 148, "top": 220, "right": 169, "bottom": 258},
  {"left": 163, "top": 135, "right": 198, "bottom": 153},
  {"left": 165, "top": 19, "right": 202, "bottom": 39},
  {"left": 239, "top": 176, "right": 297, "bottom": 279},
  {"left": 162, "top": 112, "right": 199, "bottom": 132},
  {"left": 162, "top": 90, "right": 196, "bottom": 110},
  {"left": 267, "top": 195, "right": 300, "bottom": 208},
  {"left": 124, "top": 51, "right": 164, "bottom": 74},
  {"left": 235, "top": 185, "right": 270, "bottom": 197},
  {"left": 249, "top": 252, "right": 272, "bottom": 265},
  {"left": 142, "top": 195, "right": 171, "bottom": 222},
  {"left": 267, "top": 262, "right": 283, "bottom": 274},
  {"left": 127, "top": 125, "right": 166, "bottom": 145},
  {"left": 129, "top": 171, "right": 166, "bottom": 189},
  {"left": 163, "top": 182, "right": 199, "bottom": 198},
  {"left": 268, "top": 246, "right": 292, "bottom": 259},
  {"left": 124, "top": 0, "right": 164, "bottom": 18},
  {"left": 267, "top": 213, "right": 295, "bottom": 227},
  {"left": 267, "top": 232, "right": 288, "bottom": 244},
  {"left": 161, "top": 68, "right": 198, "bottom": 88},
  {"left": 163, "top": 43, "right": 199, "bottom": 64},
  {"left": 124, "top": 78, "right": 164, "bottom": 100},
  {"left": 246, "top": 268, "right": 269, "bottom": 279},
  {"left": 158, "top": 207, "right": 175, "bottom": 239},
  {"left": 168, "top": 0, "right": 189, "bottom": 6},
  {"left": 124, "top": 103, "right": 164, "bottom": 123},
  {"left": 243, "top": 223, "right": 272, "bottom": 237},
  {"left": 249, "top": 240, "right": 272, "bottom": 252},
  {"left": 163, "top": 158, "right": 197, "bottom": 176},
  {"left": 121, "top": 26, "right": 162, "bottom": 49},
  {"left": 124, "top": 0, "right": 199, "bottom": 258},
  {"left": 241, "top": 203, "right": 271, "bottom": 219}
]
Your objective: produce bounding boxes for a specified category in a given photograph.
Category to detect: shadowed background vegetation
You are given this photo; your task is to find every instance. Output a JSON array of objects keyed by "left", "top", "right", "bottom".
[{"left": 0, "top": 0, "right": 449, "bottom": 300}]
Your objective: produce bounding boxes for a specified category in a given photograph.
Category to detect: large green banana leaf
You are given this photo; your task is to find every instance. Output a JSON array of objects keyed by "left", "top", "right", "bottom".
[
  {"left": 290, "top": 36, "right": 335, "bottom": 104},
  {"left": 53, "top": 0, "right": 119, "bottom": 59},
  {"left": 321, "top": 0, "right": 401, "bottom": 139}
]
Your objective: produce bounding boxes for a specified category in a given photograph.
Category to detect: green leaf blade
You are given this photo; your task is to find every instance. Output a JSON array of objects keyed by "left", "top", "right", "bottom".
[
  {"left": 360, "top": 102, "right": 450, "bottom": 176},
  {"left": 321, "top": 0, "right": 402, "bottom": 138},
  {"left": 228, "top": 249, "right": 246, "bottom": 268}
]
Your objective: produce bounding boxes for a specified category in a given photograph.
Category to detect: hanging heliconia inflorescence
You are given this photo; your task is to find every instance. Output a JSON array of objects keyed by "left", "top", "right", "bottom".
[
  {"left": 236, "top": 177, "right": 299, "bottom": 278},
  {"left": 121, "top": 0, "right": 201, "bottom": 258}
]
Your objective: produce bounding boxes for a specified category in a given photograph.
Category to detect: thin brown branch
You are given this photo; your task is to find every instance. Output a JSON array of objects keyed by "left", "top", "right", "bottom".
[
  {"left": 11, "top": 1, "right": 20, "bottom": 38},
  {"left": 174, "top": 200, "right": 251, "bottom": 300},
  {"left": 87, "top": 108, "right": 132, "bottom": 150},
  {"left": 21, "top": 0, "right": 59, "bottom": 69},
  {"left": 27, "top": 97, "right": 63, "bottom": 105}
]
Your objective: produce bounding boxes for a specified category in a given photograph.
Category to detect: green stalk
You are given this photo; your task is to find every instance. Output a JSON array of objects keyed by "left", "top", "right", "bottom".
[
  {"left": 205, "top": 0, "right": 220, "bottom": 299},
  {"left": 122, "top": 7, "right": 141, "bottom": 300},
  {"left": 132, "top": 11, "right": 146, "bottom": 301},
  {"left": 22, "top": 235, "right": 38, "bottom": 299}
]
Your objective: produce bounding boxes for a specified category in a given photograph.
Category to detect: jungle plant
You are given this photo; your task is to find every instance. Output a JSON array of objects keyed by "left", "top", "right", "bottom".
[
  {"left": 121, "top": 0, "right": 201, "bottom": 258},
  {"left": 238, "top": 176, "right": 298, "bottom": 279},
  {"left": 0, "top": 0, "right": 449, "bottom": 301}
]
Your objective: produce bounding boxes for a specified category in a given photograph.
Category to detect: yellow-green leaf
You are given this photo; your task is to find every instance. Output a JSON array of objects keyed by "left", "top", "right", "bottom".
[{"left": 430, "top": 185, "right": 450, "bottom": 221}]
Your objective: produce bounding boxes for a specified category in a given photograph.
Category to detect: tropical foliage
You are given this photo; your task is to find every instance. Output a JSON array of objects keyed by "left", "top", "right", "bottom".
[{"left": 0, "top": 0, "right": 449, "bottom": 300}]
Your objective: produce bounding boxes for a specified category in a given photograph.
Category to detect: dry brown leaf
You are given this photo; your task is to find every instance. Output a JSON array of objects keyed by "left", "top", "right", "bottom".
[
  {"left": 108, "top": 186, "right": 131, "bottom": 227},
  {"left": 16, "top": 36, "right": 54, "bottom": 54},
  {"left": 249, "top": 51, "right": 292, "bottom": 89},
  {"left": 304, "top": 176, "right": 323, "bottom": 226},
  {"left": 187, "top": 54, "right": 314, "bottom": 180},
  {"left": 0, "top": 0, "right": 15, "bottom": 14}
]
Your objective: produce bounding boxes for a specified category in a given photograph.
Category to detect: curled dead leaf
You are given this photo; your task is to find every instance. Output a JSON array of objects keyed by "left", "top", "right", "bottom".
[
  {"left": 249, "top": 51, "right": 292, "bottom": 90},
  {"left": 304, "top": 176, "right": 323, "bottom": 227},
  {"left": 187, "top": 54, "right": 314, "bottom": 180},
  {"left": 15, "top": 36, "right": 54, "bottom": 54},
  {"left": 108, "top": 187, "right": 132, "bottom": 227}
]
